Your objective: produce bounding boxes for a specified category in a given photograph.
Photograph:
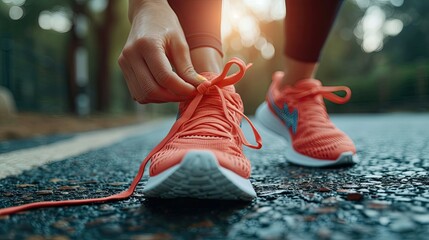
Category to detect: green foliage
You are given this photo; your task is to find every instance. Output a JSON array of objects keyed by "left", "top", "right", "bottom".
[{"left": 314, "top": 0, "right": 429, "bottom": 113}]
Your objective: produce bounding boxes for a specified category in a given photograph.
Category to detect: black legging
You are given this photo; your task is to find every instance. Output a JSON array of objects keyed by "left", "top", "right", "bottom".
[{"left": 168, "top": 0, "right": 343, "bottom": 62}]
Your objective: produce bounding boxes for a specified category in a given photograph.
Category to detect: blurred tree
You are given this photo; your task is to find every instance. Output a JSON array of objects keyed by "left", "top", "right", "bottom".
[
  {"left": 68, "top": 0, "right": 119, "bottom": 113},
  {"left": 0, "top": 0, "right": 132, "bottom": 114},
  {"left": 320, "top": 0, "right": 429, "bottom": 112}
]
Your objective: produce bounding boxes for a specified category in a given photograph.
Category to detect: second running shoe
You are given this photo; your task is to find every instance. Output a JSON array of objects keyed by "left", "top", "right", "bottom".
[{"left": 256, "top": 72, "right": 358, "bottom": 167}]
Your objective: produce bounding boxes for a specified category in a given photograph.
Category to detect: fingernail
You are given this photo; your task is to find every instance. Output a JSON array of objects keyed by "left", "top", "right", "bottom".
[{"left": 196, "top": 74, "right": 207, "bottom": 82}]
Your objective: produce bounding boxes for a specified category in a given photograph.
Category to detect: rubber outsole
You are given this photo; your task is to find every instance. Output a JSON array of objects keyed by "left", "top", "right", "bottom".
[
  {"left": 255, "top": 102, "right": 359, "bottom": 167},
  {"left": 142, "top": 150, "right": 256, "bottom": 200}
]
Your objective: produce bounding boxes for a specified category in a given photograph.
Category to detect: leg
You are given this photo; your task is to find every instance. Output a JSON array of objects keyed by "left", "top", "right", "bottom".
[
  {"left": 280, "top": 0, "right": 343, "bottom": 88},
  {"left": 168, "top": 0, "right": 223, "bottom": 74}
]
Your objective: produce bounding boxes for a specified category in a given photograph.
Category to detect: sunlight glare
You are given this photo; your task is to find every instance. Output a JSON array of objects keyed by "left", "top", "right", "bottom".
[
  {"left": 9, "top": 5, "right": 23, "bottom": 20},
  {"left": 255, "top": 37, "right": 267, "bottom": 50},
  {"left": 356, "top": 6, "right": 388, "bottom": 53},
  {"left": 383, "top": 19, "right": 403, "bottom": 36},
  {"left": 261, "top": 42, "right": 275, "bottom": 59},
  {"left": 390, "top": 0, "right": 403, "bottom": 7},
  {"left": 2, "top": 0, "right": 25, "bottom": 6},
  {"left": 362, "top": 32, "right": 383, "bottom": 52},
  {"left": 38, "top": 10, "right": 72, "bottom": 33},
  {"left": 362, "top": 6, "right": 385, "bottom": 32}
]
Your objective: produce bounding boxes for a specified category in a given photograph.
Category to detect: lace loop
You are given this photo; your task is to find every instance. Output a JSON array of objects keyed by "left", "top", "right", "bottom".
[
  {"left": 179, "top": 58, "right": 261, "bottom": 149},
  {"left": 212, "top": 57, "right": 252, "bottom": 88},
  {"left": 291, "top": 85, "right": 351, "bottom": 104},
  {"left": 282, "top": 82, "right": 352, "bottom": 130},
  {"left": 319, "top": 86, "right": 351, "bottom": 104}
]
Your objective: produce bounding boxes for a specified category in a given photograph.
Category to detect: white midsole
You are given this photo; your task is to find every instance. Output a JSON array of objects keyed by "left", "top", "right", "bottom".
[{"left": 143, "top": 150, "right": 256, "bottom": 198}]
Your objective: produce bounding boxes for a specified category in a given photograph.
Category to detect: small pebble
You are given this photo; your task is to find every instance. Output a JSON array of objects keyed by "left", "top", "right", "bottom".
[
  {"left": 389, "top": 219, "right": 416, "bottom": 232},
  {"left": 379, "top": 217, "right": 390, "bottom": 225},
  {"left": 318, "top": 187, "right": 331, "bottom": 192},
  {"left": 49, "top": 178, "right": 64, "bottom": 183},
  {"left": 412, "top": 214, "right": 429, "bottom": 224},
  {"left": 315, "top": 207, "right": 337, "bottom": 214},
  {"left": 36, "top": 190, "right": 53, "bottom": 195},
  {"left": 414, "top": 197, "right": 429, "bottom": 203},
  {"left": 3, "top": 192, "right": 14, "bottom": 197},
  {"left": 409, "top": 206, "right": 427, "bottom": 213},
  {"left": 16, "top": 184, "right": 36, "bottom": 188},
  {"left": 367, "top": 201, "right": 391, "bottom": 209},
  {"left": 346, "top": 193, "right": 363, "bottom": 201},
  {"left": 364, "top": 175, "right": 383, "bottom": 179},
  {"left": 363, "top": 209, "right": 379, "bottom": 218},
  {"left": 256, "top": 222, "right": 285, "bottom": 240},
  {"left": 58, "top": 186, "right": 79, "bottom": 191},
  {"left": 257, "top": 207, "right": 272, "bottom": 214},
  {"left": 317, "top": 228, "right": 332, "bottom": 240}
]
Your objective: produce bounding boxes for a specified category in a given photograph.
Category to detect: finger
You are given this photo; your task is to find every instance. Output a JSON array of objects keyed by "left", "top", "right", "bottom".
[
  {"left": 136, "top": 64, "right": 190, "bottom": 103},
  {"left": 118, "top": 53, "right": 141, "bottom": 101},
  {"left": 169, "top": 40, "right": 206, "bottom": 87},
  {"left": 143, "top": 44, "right": 195, "bottom": 96},
  {"left": 126, "top": 49, "right": 189, "bottom": 103}
]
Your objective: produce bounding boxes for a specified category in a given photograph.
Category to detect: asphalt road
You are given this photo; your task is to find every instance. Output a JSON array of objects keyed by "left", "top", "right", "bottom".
[{"left": 0, "top": 114, "right": 428, "bottom": 240}]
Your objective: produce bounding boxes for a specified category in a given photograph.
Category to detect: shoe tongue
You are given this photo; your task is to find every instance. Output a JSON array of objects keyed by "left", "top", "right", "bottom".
[
  {"left": 292, "top": 79, "right": 327, "bottom": 105},
  {"left": 199, "top": 72, "right": 235, "bottom": 92},
  {"left": 177, "top": 72, "right": 239, "bottom": 139},
  {"left": 278, "top": 78, "right": 324, "bottom": 103}
]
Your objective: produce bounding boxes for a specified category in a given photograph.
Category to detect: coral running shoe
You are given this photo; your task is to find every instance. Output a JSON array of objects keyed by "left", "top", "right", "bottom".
[
  {"left": 142, "top": 58, "right": 262, "bottom": 200},
  {"left": 0, "top": 59, "right": 261, "bottom": 217},
  {"left": 256, "top": 72, "right": 358, "bottom": 167}
]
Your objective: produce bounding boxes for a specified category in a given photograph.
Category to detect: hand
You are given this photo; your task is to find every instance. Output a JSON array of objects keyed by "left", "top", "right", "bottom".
[{"left": 118, "top": 0, "right": 205, "bottom": 104}]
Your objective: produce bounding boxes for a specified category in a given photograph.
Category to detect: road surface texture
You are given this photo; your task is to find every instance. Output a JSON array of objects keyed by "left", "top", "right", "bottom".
[{"left": 0, "top": 114, "right": 428, "bottom": 240}]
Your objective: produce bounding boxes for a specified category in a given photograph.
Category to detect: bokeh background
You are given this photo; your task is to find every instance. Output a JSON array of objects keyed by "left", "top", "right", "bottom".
[{"left": 0, "top": 0, "right": 428, "bottom": 138}]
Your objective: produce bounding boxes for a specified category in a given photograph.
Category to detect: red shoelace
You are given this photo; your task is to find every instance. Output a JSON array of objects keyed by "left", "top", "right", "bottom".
[{"left": 282, "top": 82, "right": 351, "bottom": 129}]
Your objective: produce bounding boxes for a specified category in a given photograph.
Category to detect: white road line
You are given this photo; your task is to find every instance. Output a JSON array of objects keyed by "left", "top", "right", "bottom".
[{"left": 0, "top": 120, "right": 170, "bottom": 179}]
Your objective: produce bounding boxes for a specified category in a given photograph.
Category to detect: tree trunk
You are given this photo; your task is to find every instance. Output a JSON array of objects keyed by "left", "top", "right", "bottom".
[
  {"left": 95, "top": 1, "right": 115, "bottom": 112},
  {"left": 66, "top": 1, "right": 83, "bottom": 114}
]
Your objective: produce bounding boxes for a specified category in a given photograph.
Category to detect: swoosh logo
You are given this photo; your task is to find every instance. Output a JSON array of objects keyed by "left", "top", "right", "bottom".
[{"left": 268, "top": 94, "right": 298, "bottom": 134}]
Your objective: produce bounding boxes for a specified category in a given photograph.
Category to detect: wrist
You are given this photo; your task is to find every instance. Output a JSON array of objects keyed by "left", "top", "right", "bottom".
[{"left": 128, "top": 0, "right": 169, "bottom": 23}]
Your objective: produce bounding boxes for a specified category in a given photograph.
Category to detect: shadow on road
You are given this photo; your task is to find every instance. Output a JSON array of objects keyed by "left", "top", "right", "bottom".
[{"left": 143, "top": 197, "right": 251, "bottom": 216}]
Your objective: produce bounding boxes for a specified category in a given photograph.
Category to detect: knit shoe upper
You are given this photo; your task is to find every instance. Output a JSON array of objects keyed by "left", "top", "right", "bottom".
[
  {"left": 266, "top": 72, "right": 356, "bottom": 160},
  {"left": 149, "top": 59, "right": 262, "bottom": 178}
]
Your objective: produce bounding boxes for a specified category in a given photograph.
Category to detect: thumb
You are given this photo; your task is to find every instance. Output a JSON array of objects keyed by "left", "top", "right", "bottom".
[{"left": 170, "top": 41, "right": 207, "bottom": 87}]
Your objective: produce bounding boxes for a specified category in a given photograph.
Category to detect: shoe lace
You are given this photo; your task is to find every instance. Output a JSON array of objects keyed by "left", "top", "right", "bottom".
[
  {"left": 285, "top": 84, "right": 351, "bottom": 129},
  {"left": 178, "top": 86, "right": 241, "bottom": 140},
  {"left": 0, "top": 58, "right": 262, "bottom": 216},
  {"left": 178, "top": 60, "right": 261, "bottom": 150}
]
